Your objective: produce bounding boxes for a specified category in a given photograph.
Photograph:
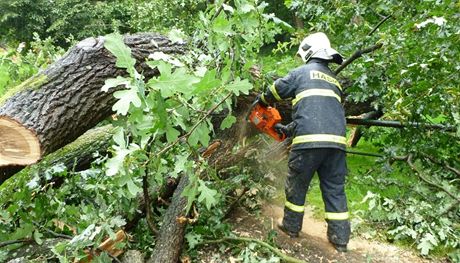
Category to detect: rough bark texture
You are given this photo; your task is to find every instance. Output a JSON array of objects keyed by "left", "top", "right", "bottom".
[
  {"left": 5, "top": 238, "right": 67, "bottom": 262},
  {"left": 0, "top": 125, "right": 115, "bottom": 195},
  {"left": 121, "top": 250, "right": 145, "bottom": 263},
  {"left": 0, "top": 33, "right": 184, "bottom": 166},
  {"left": 148, "top": 175, "right": 189, "bottom": 263}
]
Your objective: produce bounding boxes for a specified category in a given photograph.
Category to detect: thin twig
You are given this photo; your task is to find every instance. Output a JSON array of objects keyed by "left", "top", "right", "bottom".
[
  {"left": 346, "top": 150, "right": 384, "bottom": 158},
  {"left": 0, "top": 238, "right": 32, "bottom": 248},
  {"left": 155, "top": 92, "right": 233, "bottom": 158},
  {"left": 367, "top": 14, "right": 392, "bottom": 36},
  {"left": 143, "top": 175, "right": 159, "bottom": 235},
  {"left": 407, "top": 154, "right": 460, "bottom": 202},
  {"left": 423, "top": 154, "right": 460, "bottom": 177},
  {"left": 33, "top": 221, "right": 73, "bottom": 239},
  {"left": 199, "top": 236, "right": 307, "bottom": 263},
  {"left": 333, "top": 14, "right": 391, "bottom": 75},
  {"left": 441, "top": 202, "right": 459, "bottom": 215},
  {"left": 224, "top": 186, "right": 250, "bottom": 219}
]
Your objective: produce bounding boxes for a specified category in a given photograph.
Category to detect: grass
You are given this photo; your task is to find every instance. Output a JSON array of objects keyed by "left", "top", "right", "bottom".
[{"left": 306, "top": 136, "right": 418, "bottom": 218}]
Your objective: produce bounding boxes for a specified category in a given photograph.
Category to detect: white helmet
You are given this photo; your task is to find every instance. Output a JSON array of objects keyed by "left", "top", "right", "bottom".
[{"left": 297, "top": 32, "right": 343, "bottom": 64}]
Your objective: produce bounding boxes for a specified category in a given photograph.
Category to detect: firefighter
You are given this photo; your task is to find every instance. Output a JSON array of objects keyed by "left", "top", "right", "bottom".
[{"left": 255, "top": 32, "right": 350, "bottom": 252}]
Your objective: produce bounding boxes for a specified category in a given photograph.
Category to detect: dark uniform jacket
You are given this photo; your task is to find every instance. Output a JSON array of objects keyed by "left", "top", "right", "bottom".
[{"left": 261, "top": 58, "right": 346, "bottom": 151}]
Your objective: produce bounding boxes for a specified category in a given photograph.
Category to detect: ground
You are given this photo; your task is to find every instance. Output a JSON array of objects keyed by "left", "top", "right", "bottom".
[
  {"left": 259, "top": 204, "right": 433, "bottom": 263},
  {"left": 196, "top": 203, "right": 442, "bottom": 263}
]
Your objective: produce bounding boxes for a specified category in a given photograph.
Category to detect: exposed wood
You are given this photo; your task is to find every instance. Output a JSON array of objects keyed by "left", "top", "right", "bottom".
[
  {"left": 98, "top": 230, "right": 127, "bottom": 258},
  {"left": 348, "top": 111, "right": 383, "bottom": 147},
  {"left": 0, "top": 117, "right": 40, "bottom": 166},
  {"left": 0, "top": 33, "right": 184, "bottom": 167},
  {"left": 0, "top": 124, "right": 115, "bottom": 196},
  {"left": 147, "top": 175, "right": 189, "bottom": 263}
]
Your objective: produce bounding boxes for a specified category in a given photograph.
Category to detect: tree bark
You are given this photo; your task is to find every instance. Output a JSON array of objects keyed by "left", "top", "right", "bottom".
[
  {"left": 0, "top": 33, "right": 184, "bottom": 167},
  {"left": 0, "top": 124, "right": 115, "bottom": 195},
  {"left": 148, "top": 175, "right": 189, "bottom": 263}
]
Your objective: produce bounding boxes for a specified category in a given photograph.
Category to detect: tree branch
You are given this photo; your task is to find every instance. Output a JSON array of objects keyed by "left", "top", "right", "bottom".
[
  {"left": 143, "top": 175, "right": 159, "bottom": 235},
  {"left": 423, "top": 154, "right": 460, "bottom": 177},
  {"left": 367, "top": 14, "right": 392, "bottom": 36},
  {"left": 334, "top": 43, "right": 383, "bottom": 75},
  {"left": 199, "top": 236, "right": 307, "bottom": 263},
  {"left": 155, "top": 92, "right": 233, "bottom": 158},
  {"left": 0, "top": 238, "right": 32, "bottom": 248},
  {"left": 406, "top": 154, "right": 460, "bottom": 202},
  {"left": 333, "top": 14, "right": 391, "bottom": 75}
]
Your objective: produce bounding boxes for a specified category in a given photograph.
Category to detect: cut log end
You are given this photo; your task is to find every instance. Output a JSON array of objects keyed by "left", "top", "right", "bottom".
[{"left": 0, "top": 117, "right": 41, "bottom": 166}]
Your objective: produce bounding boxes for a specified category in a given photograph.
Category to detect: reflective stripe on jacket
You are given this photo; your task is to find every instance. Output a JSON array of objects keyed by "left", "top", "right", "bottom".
[{"left": 262, "top": 59, "right": 346, "bottom": 150}]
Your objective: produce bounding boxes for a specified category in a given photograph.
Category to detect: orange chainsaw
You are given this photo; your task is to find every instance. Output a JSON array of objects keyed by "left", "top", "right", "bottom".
[{"left": 247, "top": 101, "right": 286, "bottom": 142}]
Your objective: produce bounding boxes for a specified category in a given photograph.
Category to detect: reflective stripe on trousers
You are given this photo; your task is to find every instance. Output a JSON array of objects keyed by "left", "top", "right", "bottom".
[{"left": 292, "top": 134, "right": 347, "bottom": 145}]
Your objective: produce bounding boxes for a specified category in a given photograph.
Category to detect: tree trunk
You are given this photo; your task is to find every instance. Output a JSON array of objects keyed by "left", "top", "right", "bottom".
[
  {"left": 148, "top": 175, "right": 189, "bottom": 263},
  {"left": 0, "top": 33, "right": 184, "bottom": 167},
  {"left": 0, "top": 125, "right": 115, "bottom": 195},
  {"left": 5, "top": 238, "right": 67, "bottom": 262}
]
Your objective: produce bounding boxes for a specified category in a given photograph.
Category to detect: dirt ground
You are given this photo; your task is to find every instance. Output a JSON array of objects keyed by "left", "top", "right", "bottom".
[{"left": 197, "top": 203, "right": 445, "bottom": 263}]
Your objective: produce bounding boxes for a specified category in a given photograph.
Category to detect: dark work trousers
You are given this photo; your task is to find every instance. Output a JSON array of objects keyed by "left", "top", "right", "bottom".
[{"left": 282, "top": 148, "right": 351, "bottom": 245}]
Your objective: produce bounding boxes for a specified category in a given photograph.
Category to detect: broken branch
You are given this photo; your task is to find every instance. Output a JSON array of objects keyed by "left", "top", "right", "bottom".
[
  {"left": 335, "top": 43, "right": 383, "bottom": 75},
  {"left": 407, "top": 154, "right": 460, "bottom": 202},
  {"left": 199, "top": 236, "right": 307, "bottom": 263}
]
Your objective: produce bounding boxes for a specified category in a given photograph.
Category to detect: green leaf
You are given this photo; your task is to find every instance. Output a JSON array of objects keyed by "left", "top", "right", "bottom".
[
  {"left": 212, "top": 13, "right": 232, "bottom": 35},
  {"left": 226, "top": 77, "right": 252, "bottom": 95},
  {"left": 104, "top": 33, "right": 136, "bottom": 71},
  {"left": 105, "top": 148, "right": 131, "bottom": 176},
  {"left": 112, "top": 127, "right": 126, "bottom": 148},
  {"left": 127, "top": 179, "right": 142, "bottom": 197},
  {"left": 220, "top": 115, "right": 236, "bottom": 130},
  {"left": 101, "top": 76, "right": 130, "bottom": 92},
  {"left": 192, "top": 69, "right": 221, "bottom": 94},
  {"left": 148, "top": 52, "right": 184, "bottom": 67},
  {"left": 417, "top": 233, "right": 438, "bottom": 255},
  {"left": 188, "top": 123, "right": 210, "bottom": 147},
  {"left": 33, "top": 230, "right": 44, "bottom": 245},
  {"left": 239, "top": 3, "right": 255, "bottom": 13},
  {"left": 197, "top": 179, "right": 218, "bottom": 210},
  {"left": 182, "top": 175, "right": 199, "bottom": 214},
  {"left": 166, "top": 126, "right": 180, "bottom": 143},
  {"left": 112, "top": 88, "right": 142, "bottom": 115},
  {"left": 168, "top": 28, "right": 186, "bottom": 44},
  {"left": 185, "top": 232, "right": 203, "bottom": 249},
  {"left": 148, "top": 66, "right": 199, "bottom": 98}
]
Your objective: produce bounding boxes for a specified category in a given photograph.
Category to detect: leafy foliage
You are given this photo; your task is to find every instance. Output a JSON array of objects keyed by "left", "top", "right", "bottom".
[
  {"left": 281, "top": 0, "right": 459, "bottom": 258},
  {"left": 0, "top": 1, "right": 286, "bottom": 261},
  {"left": 0, "top": 35, "right": 64, "bottom": 96}
]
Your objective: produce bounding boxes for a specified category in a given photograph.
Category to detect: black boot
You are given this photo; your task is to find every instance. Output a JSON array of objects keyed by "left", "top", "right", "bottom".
[
  {"left": 331, "top": 243, "right": 347, "bottom": 252},
  {"left": 277, "top": 223, "right": 299, "bottom": 238}
]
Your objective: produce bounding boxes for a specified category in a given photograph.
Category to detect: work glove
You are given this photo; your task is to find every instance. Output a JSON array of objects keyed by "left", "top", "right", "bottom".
[
  {"left": 254, "top": 94, "right": 268, "bottom": 107},
  {"left": 274, "top": 122, "right": 296, "bottom": 138}
]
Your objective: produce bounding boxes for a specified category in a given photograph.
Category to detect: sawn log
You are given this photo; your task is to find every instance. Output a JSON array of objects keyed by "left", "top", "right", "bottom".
[{"left": 0, "top": 33, "right": 184, "bottom": 167}]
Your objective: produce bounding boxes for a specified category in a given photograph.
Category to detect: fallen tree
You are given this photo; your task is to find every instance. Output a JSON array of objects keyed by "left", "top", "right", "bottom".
[
  {"left": 0, "top": 31, "right": 387, "bottom": 262},
  {"left": 0, "top": 33, "right": 184, "bottom": 168}
]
